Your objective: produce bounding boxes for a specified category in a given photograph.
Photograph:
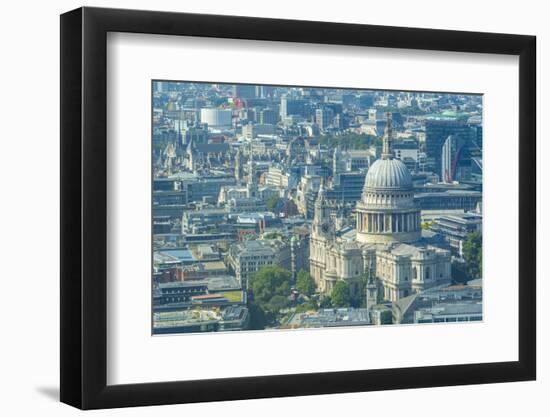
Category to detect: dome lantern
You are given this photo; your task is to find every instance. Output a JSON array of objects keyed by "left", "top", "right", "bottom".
[{"left": 381, "top": 112, "right": 394, "bottom": 160}]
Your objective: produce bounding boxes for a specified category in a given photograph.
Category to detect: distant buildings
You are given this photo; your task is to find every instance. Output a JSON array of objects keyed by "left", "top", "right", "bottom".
[
  {"left": 430, "top": 212, "right": 482, "bottom": 257},
  {"left": 414, "top": 302, "right": 482, "bottom": 323},
  {"left": 152, "top": 81, "right": 483, "bottom": 334},
  {"left": 184, "top": 174, "right": 235, "bottom": 203},
  {"left": 333, "top": 147, "right": 374, "bottom": 175},
  {"left": 265, "top": 166, "right": 293, "bottom": 189},
  {"left": 153, "top": 306, "right": 249, "bottom": 334},
  {"left": 425, "top": 118, "right": 481, "bottom": 181},
  {"left": 182, "top": 209, "right": 227, "bottom": 234},
  {"left": 296, "top": 172, "right": 322, "bottom": 219},
  {"left": 233, "top": 84, "right": 257, "bottom": 99},
  {"left": 285, "top": 308, "right": 371, "bottom": 329},
  {"left": 259, "top": 108, "right": 279, "bottom": 125},
  {"left": 393, "top": 281, "right": 482, "bottom": 324},
  {"left": 415, "top": 190, "right": 482, "bottom": 212},
  {"left": 393, "top": 139, "right": 420, "bottom": 171},
  {"left": 200, "top": 108, "right": 232, "bottom": 129},
  {"left": 280, "top": 96, "right": 308, "bottom": 119},
  {"left": 227, "top": 239, "right": 284, "bottom": 286},
  {"left": 315, "top": 107, "right": 334, "bottom": 131}
]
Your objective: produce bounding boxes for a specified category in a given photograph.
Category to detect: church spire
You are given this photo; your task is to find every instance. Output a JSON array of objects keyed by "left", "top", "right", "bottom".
[
  {"left": 247, "top": 141, "right": 254, "bottom": 184},
  {"left": 313, "top": 178, "right": 331, "bottom": 234},
  {"left": 381, "top": 112, "right": 393, "bottom": 160},
  {"left": 316, "top": 178, "right": 326, "bottom": 205},
  {"left": 247, "top": 141, "right": 257, "bottom": 197}
]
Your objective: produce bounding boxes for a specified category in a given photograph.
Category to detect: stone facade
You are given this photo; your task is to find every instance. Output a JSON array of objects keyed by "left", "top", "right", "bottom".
[{"left": 310, "top": 114, "right": 451, "bottom": 303}]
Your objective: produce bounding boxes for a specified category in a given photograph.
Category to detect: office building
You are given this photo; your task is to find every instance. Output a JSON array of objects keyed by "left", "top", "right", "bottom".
[{"left": 200, "top": 108, "right": 233, "bottom": 129}]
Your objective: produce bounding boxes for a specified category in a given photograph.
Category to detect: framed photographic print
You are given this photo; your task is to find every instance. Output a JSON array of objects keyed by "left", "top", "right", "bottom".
[{"left": 60, "top": 6, "right": 536, "bottom": 410}]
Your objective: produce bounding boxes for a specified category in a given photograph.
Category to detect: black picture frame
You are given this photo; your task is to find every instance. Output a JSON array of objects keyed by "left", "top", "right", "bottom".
[{"left": 60, "top": 6, "right": 536, "bottom": 410}]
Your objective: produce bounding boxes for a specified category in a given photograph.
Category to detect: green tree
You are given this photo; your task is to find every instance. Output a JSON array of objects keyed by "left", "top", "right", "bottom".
[
  {"left": 319, "top": 133, "right": 379, "bottom": 151},
  {"left": 319, "top": 295, "right": 332, "bottom": 309},
  {"left": 451, "top": 260, "right": 468, "bottom": 284},
  {"left": 295, "top": 300, "right": 318, "bottom": 313},
  {"left": 266, "top": 195, "right": 282, "bottom": 213},
  {"left": 421, "top": 220, "right": 434, "bottom": 230},
  {"left": 463, "top": 231, "right": 482, "bottom": 279},
  {"left": 247, "top": 302, "right": 267, "bottom": 330},
  {"left": 267, "top": 295, "right": 289, "bottom": 313},
  {"left": 351, "top": 270, "right": 372, "bottom": 308},
  {"left": 249, "top": 266, "right": 292, "bottom": 313},
  {"left": 377, "top": 308, "right": 393, "bottom": 325},
  {"left": 295, "top": 270, "right": 316, "bottom": 296},
  {"left": 330, "top": 281, "right": 351, "bottom": 308},
  {"left": 263, "top": 231, "right": 282, "bottom": 240}
]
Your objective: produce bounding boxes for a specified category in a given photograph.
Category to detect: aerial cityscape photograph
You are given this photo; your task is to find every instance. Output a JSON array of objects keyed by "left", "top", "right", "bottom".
[{"left": 152, "top": 81, "right": 483, "bottom": 335}]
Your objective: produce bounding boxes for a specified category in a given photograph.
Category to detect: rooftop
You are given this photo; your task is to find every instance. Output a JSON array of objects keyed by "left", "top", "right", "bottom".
[
  {"left": 154, "top": 249, "right": 196, "bottom": 264},
  {"left": 288, "top": 308, "right": 371, "bottom": 328}
]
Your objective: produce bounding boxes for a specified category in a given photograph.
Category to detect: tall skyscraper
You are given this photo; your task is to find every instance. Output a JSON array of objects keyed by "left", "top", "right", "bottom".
[
  {"left": 200, "top": 108, "right": 233, "bottom": 129},
  {"left": 441, "top": 135, "right": 458, "bottom": 183},
  {"left": 259, "top": 108, "right": 278, "bottom": 125},
  {"left": 280, "top": 96, "right": 307, "bottom": 119},
  {"left": 425, "top": 119, "right": 475, "bottom": 178},
  {"left": 315, "top": 107, "right": 334, "bottom": 130},
  {"left": 233, "top": 84, "right": 257, "bottom": 99}
]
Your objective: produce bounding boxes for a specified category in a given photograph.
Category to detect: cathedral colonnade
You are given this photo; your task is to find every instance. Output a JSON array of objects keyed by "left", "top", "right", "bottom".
[{"left": 357, "top": 210, "right": 421, "bottom": 234}]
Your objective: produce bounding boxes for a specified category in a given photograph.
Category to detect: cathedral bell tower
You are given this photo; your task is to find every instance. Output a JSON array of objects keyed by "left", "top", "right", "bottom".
[
  {"left": 365, "top": 263, "right": 378, "bottom": 310},
  {"left": 313, "top": 180, "right": 332, "bottom": 236}
]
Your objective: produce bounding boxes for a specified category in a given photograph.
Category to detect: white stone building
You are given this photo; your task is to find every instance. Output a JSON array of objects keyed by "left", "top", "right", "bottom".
[{"left": 310, "top": 114, "right": 451, "bottom": 303}]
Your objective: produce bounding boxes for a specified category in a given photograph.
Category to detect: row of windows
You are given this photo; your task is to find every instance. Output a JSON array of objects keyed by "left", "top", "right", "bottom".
[
  {"left": 379, "top": 262, "right": 447, "bottom": 281},
  {"left": 364, "top": 193, "right": 412, "bottom": 198},
  {"left": 160, "top": 296, "right": 188, "bottom": 303},
  {"left": 427, "top": 316, "right": 482, "bottom": 323},
  {"left": 161, "top": 288, "right": 204, "bottom": 295},
  {"left": 242, "top": 255, "right": 273, "bottom": 261}
]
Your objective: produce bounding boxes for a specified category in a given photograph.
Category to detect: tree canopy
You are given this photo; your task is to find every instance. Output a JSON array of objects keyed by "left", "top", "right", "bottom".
[
  {"left": 330, "top": 281, "right": 351, "bottom": 308},
  {"left": 263, "top": 231, "right": 282, "bottom": 240},
  {"left": 266, "top": 295, "right": 289, "bottom": 313},
  {"left": 247, "top": 302, "right": 267, "bottom": 330},
  {"left": 463, "top": 231, "right": 482, "bottom": 279},
  {"left": 295, "top": 300, "right": 318, "bottom": 313},
  {"left": 350, "top": 270, "right": 373, "bottom": 308},
  {"left": 266, "top": 195, "right": 282, "bottom": 214},
  {"left": 295, "top": 270, "right": 316, "bottom": 296},
  {"left": 319, "top": 133, "right": 379, "bottom": 150},
  {"left": 249, "top": 266, "right": 292, "bottom": 314}
]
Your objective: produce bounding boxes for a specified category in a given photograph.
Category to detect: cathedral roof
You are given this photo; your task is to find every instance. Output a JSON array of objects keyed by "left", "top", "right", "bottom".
[{"left": 364, "top": 158, "right": 412, "bottom": 190}]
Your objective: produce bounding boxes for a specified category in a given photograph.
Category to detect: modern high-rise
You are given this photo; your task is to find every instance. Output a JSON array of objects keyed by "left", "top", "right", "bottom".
[
  {"left": 179, "top": 122, "right": 209, "bottom": 145},
  {"left": 425, "top": 119, "right": 476, "bottom": 178},
  {"left": 315, "top": 107, "right": 334, "bottom": 131},
  {"left": 259, "top": 108, "right": 278, "bottom": 125},
  {"left": 200, "top": 108, "right": 233, "bottom": 129},
  {"left": 280, "top": 96, "right": 308, "bottom": 119},
  {"left": 441, "top": 135, "right": 458, "bottom": 183},
  {"left": 233, "top": 84, "right": 257, "bottom": 99}
]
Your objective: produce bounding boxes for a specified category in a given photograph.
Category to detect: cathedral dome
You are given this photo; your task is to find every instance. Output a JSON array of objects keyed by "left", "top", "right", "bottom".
[
  {"left": 355, "top": 113, "right": 421, "bottom": 245},
  {"left": 364, "top": 158, "right": 412, "bottom": 190}
]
